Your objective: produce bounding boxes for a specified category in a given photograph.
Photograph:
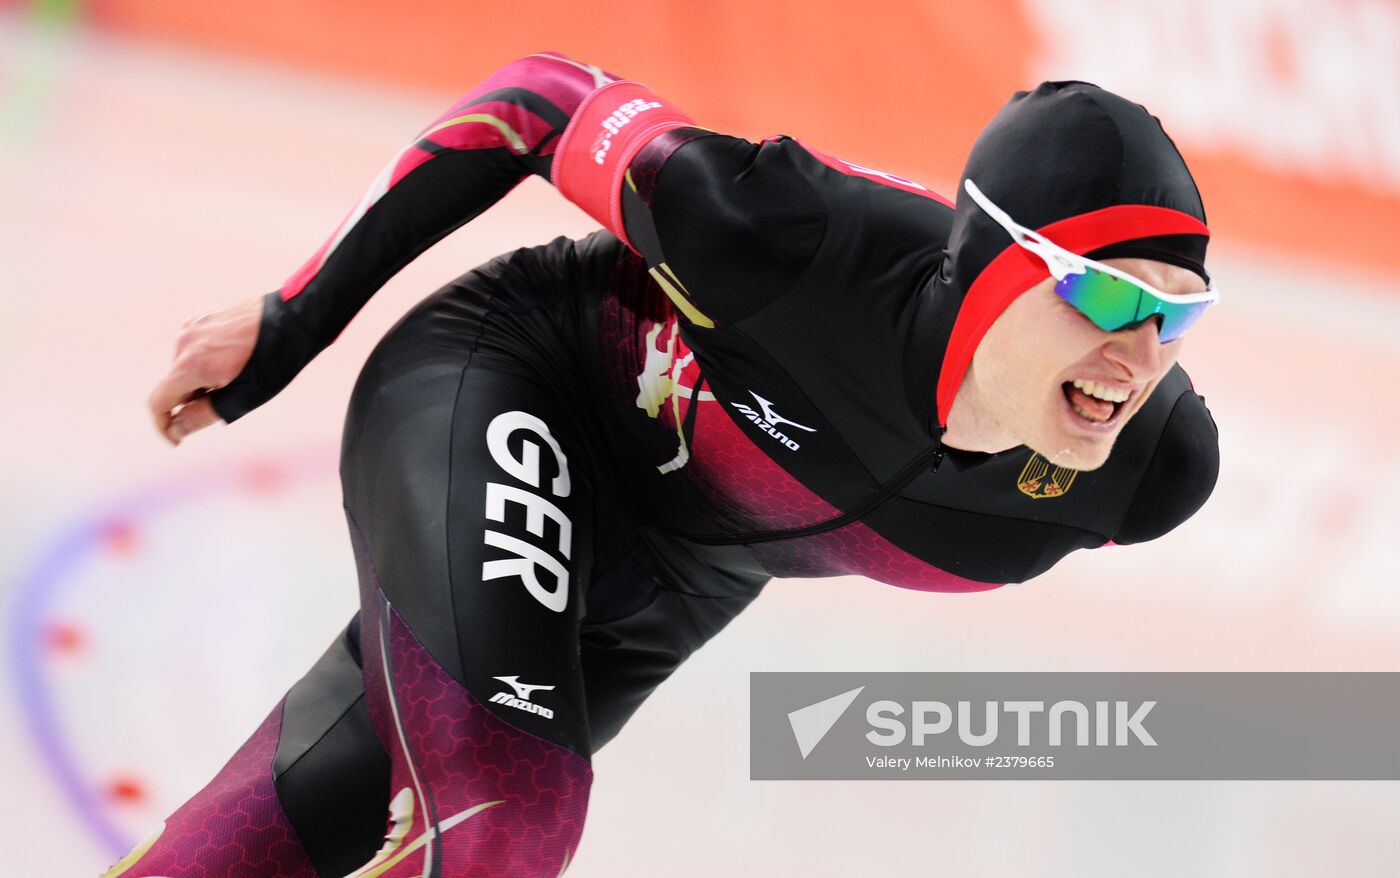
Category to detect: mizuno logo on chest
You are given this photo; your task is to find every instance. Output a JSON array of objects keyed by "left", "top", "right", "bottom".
[{"left": 730, "top": 391, "right": 816, "bottom": 451}]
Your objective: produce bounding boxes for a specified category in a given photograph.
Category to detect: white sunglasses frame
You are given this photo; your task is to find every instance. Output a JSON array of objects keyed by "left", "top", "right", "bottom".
[{"left": 962, "top": 178, "right": 1219, "bottom": 308}]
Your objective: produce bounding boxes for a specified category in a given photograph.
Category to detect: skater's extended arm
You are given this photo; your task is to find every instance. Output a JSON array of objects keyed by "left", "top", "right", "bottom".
[
  {"left": 151, "top": 51, "right": 825, "bottom": 443},
  {"left": 152, "top": 50, "right": 834, "bottom": 443},
  {"left": 198, "top": 53, "right": 631, "bottom": 430}
]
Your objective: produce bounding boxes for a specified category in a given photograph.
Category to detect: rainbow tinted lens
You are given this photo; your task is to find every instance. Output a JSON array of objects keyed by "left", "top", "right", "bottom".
[{"left": 1055, "top": 268, "right": 1210, "bottom": 342}]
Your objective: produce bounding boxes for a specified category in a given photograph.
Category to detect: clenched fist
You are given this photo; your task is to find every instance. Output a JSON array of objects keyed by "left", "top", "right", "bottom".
[{"left": 148, "top": 297, "right": 263, "bottom": 445}]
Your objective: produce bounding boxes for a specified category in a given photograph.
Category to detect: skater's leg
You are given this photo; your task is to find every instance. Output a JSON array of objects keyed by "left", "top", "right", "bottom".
[
  {"left": 339, "top": 275, "right": 598, "bottom": 877},
  {"left": 272, "top": 616, "right": 391, "bottom": 876},
  {"left": 103, "top": 619, "right": 389, "bottom": 878}
]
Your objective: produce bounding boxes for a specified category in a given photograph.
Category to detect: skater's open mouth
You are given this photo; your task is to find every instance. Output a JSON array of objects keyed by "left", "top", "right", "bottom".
[{"left": 1061, "top": 379, "right": 1134, "bottom": 427}]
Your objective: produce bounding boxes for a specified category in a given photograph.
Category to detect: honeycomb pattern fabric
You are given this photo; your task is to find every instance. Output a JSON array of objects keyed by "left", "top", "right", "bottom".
[
  {"left": 352, "top": 598, "right": 592, "bottom": 877},
  {"left": 101, "top": 702, "right": 317, "bottom": 878}
]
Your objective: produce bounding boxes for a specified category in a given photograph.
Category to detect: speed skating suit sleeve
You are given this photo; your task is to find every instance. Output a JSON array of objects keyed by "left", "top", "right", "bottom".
[{"left": 210, "top": 52, "right": 823, "bottom": 422}]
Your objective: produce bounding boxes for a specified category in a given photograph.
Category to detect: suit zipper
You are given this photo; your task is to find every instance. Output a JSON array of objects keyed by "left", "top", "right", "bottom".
[{"left": 671, "top": 428, "right": 946, "bottom": 546}]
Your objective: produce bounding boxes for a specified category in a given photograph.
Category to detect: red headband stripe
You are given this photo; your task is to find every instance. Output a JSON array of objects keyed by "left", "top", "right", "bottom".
[{"left": 934, "top": 205, "right": 1211, "bottom": 427}]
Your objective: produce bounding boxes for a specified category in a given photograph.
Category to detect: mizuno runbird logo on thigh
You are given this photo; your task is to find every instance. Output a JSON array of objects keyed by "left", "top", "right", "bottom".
[{"left": 490, "top": 675, "right": 556, "bottom": 719}]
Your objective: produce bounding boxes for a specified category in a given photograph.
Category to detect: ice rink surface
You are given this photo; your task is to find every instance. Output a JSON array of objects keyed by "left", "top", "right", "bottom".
[{"left": 2, "top": 13, "right": 1399, "bottom": 876}]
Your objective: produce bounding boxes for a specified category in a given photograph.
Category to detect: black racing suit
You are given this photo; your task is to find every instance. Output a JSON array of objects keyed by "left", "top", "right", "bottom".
[{"left": 108, "top": 52, "right": 1219, "bottom": 878}]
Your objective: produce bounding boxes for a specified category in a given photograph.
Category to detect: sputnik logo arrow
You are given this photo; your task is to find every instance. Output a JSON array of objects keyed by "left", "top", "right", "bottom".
[{"left": 787, "top": 686, "right": 865, "bottom": 759}]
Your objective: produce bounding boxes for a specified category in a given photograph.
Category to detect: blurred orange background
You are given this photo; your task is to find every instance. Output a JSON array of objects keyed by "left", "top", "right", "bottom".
[{"left": 76, "top": 0, "right": 1400, "bottom": 278}]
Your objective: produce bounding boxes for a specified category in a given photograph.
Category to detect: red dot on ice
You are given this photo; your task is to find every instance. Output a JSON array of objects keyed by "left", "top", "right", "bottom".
[
  {"left": 101, "top": 519, "right": 140, "bottom": 556},
  {"left": 45, "top": 621, "right": 87, "bottom": 656},
  {"left": 244, "top": 460, "right": 288, "bottom": 496},
  {"left": 106, "top": 776, "right": 148, "bottom": 805}
]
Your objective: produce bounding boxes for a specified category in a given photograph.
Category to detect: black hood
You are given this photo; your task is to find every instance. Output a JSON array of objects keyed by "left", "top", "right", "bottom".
[{"left": 928, "top": 80, "right": 1212, "bottom": 427}]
